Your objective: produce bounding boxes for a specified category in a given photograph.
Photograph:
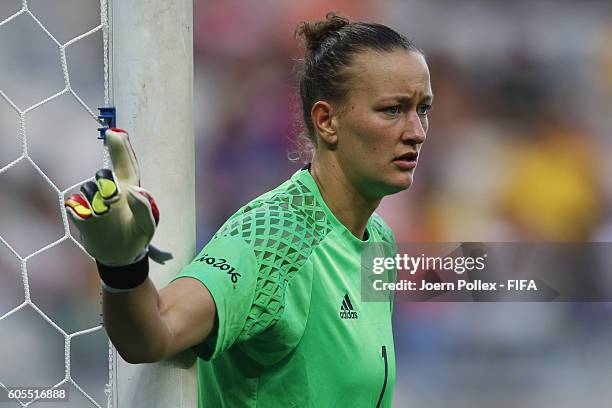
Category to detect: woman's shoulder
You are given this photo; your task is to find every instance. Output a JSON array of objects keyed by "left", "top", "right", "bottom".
[
  {"left": 214, "top": 175, "right": 333, "bottom": 243},
  {"left": 205, "top": 175, "right": 332, "bottom": 286}
]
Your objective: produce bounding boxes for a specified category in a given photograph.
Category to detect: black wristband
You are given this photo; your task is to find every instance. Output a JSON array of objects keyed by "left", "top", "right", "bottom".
[{"left": 96, "top": 255, "right": 149, "bottom": 291}]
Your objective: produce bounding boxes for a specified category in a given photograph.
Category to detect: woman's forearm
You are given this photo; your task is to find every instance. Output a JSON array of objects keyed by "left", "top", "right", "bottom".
[{"left": 102, "top": 278, "right": 171, "bottom": 364}]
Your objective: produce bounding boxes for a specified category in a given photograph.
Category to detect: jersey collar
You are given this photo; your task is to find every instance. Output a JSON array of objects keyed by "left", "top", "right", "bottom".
[{"left": 292, "top": 165, "right": 373, "bottom": 244}]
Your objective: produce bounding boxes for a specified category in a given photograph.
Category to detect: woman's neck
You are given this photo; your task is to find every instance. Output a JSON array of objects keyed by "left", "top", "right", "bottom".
[{"left": 310, "top": 159, "right": 381, "bottom": 240}]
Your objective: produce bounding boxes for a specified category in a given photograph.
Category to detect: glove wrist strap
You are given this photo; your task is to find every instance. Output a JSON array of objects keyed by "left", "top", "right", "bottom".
[{"left": 97, "top": 254, "right": 149, "bottom": 292}]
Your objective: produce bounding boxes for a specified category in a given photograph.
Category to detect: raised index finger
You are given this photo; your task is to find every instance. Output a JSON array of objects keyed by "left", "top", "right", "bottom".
[{"left": 104, "top": 128, "right": 140, "bottom": 187}]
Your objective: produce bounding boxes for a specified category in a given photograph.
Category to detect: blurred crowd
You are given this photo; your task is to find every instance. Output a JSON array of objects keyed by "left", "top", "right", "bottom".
[{"left": 0, "top": 0, "right": 611, "bottom": 407}]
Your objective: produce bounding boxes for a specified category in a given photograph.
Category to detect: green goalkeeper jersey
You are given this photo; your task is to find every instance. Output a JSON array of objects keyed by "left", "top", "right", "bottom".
[{"left": 174, "top": 166, "right": 397, "bottom": 407}]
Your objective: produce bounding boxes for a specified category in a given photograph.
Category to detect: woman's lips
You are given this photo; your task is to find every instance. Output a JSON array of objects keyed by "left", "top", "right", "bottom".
[
  {"left": 393, "top": 152, "right": 418, "bottom": 170},
  {"left": 393, "top": 158, "right": 417, "bottom": 170}
]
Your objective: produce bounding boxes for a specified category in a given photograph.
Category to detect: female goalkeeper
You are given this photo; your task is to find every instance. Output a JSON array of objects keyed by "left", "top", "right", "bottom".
[{"left": 66, "top": 13, "right": 432, "bottom": 407}]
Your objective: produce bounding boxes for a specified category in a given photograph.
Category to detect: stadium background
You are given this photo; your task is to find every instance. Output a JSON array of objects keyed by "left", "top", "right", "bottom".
[{"left": 0, "top": 0, "right": 611, "bottom": 406}]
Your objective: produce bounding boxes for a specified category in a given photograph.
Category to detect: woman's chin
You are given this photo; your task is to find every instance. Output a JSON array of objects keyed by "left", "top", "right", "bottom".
[{"left": 382, "top": 174, "right": 414, "bottom": 195}]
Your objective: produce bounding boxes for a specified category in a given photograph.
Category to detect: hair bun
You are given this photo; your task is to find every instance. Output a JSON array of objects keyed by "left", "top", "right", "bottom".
[{"left": 295, "top": 12, "right": 349, "bottom": 53}]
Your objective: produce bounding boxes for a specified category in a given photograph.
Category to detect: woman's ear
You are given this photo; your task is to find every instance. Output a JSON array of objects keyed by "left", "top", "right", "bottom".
[{"left": 311, "top": 101, "right": 338, "bottom": 147}]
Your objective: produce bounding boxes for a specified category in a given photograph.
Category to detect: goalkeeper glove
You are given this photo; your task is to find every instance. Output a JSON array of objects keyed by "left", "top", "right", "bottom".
[{"left": 65, "top": 128, "right": 172, "bottom": 290}]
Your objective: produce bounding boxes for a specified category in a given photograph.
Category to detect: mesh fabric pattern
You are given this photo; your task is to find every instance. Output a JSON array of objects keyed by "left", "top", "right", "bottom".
[{"left": 213, "top": 179, "right": 333, "bottom": 341}]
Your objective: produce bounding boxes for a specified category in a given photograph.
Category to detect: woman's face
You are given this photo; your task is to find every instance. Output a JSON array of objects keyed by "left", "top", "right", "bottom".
[{"left": 333, "top": 49, "right": 432, "bottom": 200}]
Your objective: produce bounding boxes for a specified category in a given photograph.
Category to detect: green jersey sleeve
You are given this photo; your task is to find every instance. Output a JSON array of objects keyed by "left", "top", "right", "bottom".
[
  {"left": 174, "top": 235, "right": 259, "bottom": 360},
  {"left": 174, "top": 196, "right": 329, "bottom": 362}
]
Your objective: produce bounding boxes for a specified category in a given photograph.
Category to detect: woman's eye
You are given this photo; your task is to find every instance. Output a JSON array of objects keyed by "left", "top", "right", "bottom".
[
  {"left": 417, "top": 104, "right": 432, "bottom": 116},
  {"left": 382, "top": 105, "right": 402, "bottom": 115}
]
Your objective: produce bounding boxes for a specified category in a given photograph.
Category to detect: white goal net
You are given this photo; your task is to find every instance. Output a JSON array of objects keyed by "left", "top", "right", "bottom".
[{"left": 0, "top": 1, "right": 195, "bottom": 407}]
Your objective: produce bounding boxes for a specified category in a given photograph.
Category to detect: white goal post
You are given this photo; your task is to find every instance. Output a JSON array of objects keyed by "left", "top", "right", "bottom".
[{"left": 109, "top": 1, "right": 197, "bottom": 407}]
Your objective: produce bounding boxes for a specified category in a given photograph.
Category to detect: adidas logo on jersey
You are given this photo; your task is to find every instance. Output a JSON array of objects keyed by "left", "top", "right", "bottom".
[{"left": 339, "top": 293, "right": 358, "bottom": 319}]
